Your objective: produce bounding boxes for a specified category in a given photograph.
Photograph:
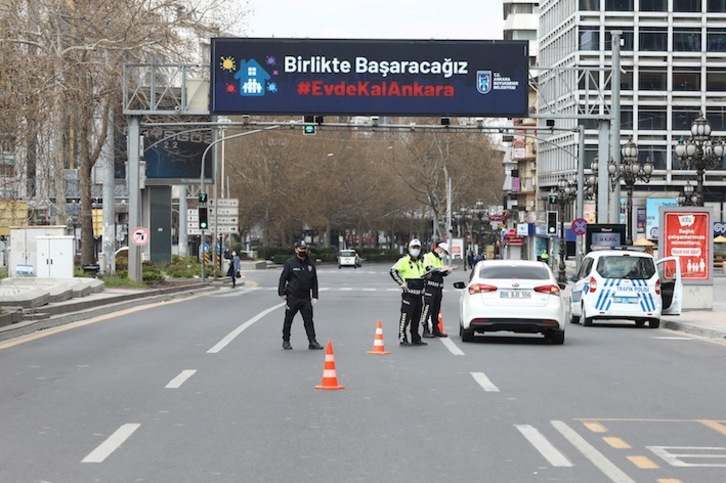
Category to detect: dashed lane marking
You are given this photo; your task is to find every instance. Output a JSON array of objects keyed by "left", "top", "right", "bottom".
[
  {"left": 552, "top": 420, "right": 637, "bottom": 483},
  {"left": 81, "top": 423, "right": 140, "bottom": 463},
  {"left": 697, "top": 419, "right": 726, "bottom": 435},
  {"left": 441, "top": 337, "right": 464, "bottom": 355},
  {"left": 471, "top": 371, "right": 500, "bottom": 392},
  {"left": 165, "top": 370, "right": 196, "bottom": 389},
  {"left": 604, "top": 437, "right": 632, "bottom": 449},
  {"left": 515, "top": 424, "right": 573, "bottom": 467},
  {"left": 583, "top": 421, "right": 609, "bottom": 433},
  {"left": 627, "top": 455, "right": 659, "bottom": 469}
]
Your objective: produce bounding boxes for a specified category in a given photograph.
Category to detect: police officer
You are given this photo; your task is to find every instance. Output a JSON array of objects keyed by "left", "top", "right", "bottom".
[
  {"left": 390, "top": 239, "right": 428, "bottom": 346},
  {"left": 278, "top": 241, "right": 324, "bottom": 350},
  {"left": 421, "top": 242, "right": 450, "bottom": 338}
]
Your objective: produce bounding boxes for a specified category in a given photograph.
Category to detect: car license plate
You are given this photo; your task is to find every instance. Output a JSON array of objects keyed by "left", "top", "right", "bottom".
[
  {"left": 500, "top": 290, "right": 531, "bottom": 299},
  {"left": 614, "top": 296, "right": 637, "bottom": 304}
]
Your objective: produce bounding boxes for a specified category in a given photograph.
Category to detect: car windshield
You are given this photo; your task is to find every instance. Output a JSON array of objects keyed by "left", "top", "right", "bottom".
[
  {"left": 340, "top": 250, "right": 355, "bottom": 257},
  {"left": 596, "top": 255, "right": 655, "bottom": 279},
  {"left": 478, "top": 265, "right": 550, "bottom": 280}
]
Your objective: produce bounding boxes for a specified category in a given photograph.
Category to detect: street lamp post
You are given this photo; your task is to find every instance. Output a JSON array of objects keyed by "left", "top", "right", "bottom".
[
  {"left": 677, "top": 180, "right": 698, "bottom": 206},
  {"left": 553, "top": 176, "right": 576, "bottom": 283},
  {"left": 674, "top": 113, "right": 725, "bottom": 207},
  {"left": 608, "top": 137, "right": 653, "bottom": 246}
]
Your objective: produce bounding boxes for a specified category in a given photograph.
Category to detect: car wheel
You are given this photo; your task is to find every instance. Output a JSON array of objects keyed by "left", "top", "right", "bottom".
[
  {"left": 634, "top": 319, "right": 646, "bottom": 327},
  {"left": 546, "top": 330, "right": 565, "bottom": 345},
  {"left": 338, "top": 266, "right": 341, "bottom": 269},
  {"left": 648, "top": 318, "right": 660, "bottom": 328},
  {"left": 569, "top": 310, "right": 580, "bottom": 324},
  {"left": 582, "top": 305, "right": 593, "bottom": 326},
  {"left": 460, "top": 324, "right": 474, "bottom": 343}
]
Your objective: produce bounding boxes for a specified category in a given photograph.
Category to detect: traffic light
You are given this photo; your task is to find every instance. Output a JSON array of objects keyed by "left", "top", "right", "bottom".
[
  {"left": 548, "top": 193, "right": 558, "bottom": 204},
  {"left": 303, "top": 115, "right": 316, "bottom": 135},
  {"left": 199, "top": 193, "right": 208, "bottom": 203},
  {"left": 547, "top": 211, "right": 558, "bottom": 236},
  {"left": 198, "top": 207, "right": 209, "bottom": 230}
]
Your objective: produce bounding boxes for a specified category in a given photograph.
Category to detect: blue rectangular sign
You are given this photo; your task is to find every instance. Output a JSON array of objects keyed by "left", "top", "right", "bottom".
[{"left": 211, "top": 38, "right": 529, "bottom": 117}]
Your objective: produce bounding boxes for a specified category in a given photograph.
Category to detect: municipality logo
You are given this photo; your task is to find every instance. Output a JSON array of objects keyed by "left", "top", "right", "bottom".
[{"left": 477, "top": 71, "right": 492, "bottom": 94}]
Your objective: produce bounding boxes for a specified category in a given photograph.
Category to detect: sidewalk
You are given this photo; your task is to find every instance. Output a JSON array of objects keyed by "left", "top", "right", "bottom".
[{"left": 561, "top": 258, "right": 726, "bottom": 343}]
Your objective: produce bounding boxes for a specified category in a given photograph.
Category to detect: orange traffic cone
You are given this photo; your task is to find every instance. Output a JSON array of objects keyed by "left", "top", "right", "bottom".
[
  {"left": 438, "top": 311, "right": 448, "bottom": 336},
  {"left": 315, "top": 341, "right": 344, "bottom": 390},
  {"left": 367, "top": 320, "right": 391, "bottom": 355}
]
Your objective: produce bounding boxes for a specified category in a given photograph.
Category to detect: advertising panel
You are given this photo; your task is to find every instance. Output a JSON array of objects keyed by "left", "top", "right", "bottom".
[
  {"left": 660, "top": 207, "right": 712, "bottom": 283},
  {"left": 585, "top": 224, "right": 625, "bottom": 253},
  {"left": 645, "top": 197, "right": 677, "bottom": 240},
  {"left": 211, "top": 38, "right": 529, "bottom": 117}
]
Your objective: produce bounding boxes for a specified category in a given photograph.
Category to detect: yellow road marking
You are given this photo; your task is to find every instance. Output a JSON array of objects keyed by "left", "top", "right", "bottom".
[
  {"left": 0, "top": 295, "right": 196, "bottom": 350},
  {"left": 657, "top": 479, "right": 682, "bottom": 483},
  {"left": 697, "top": 419, "right": 726, "bottom": 435},
  {"left": 627, "top": 456, "right": 659, "bottom": 469},
  {"left": 603, "top": 437, "right": 631, "bottom": 449},
  {"left": 583, "top": 421, "right": 609, "bottom": 433}
]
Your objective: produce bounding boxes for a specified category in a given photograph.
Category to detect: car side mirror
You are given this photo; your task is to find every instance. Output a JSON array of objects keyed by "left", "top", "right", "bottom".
[{"left": 453, "top": 281, "right": 466, "bottom": 289}]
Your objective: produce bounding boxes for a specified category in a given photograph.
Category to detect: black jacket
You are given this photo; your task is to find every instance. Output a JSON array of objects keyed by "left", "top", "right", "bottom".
[{"left": 278, "top": 255, "right": 319, "bottom": 299}]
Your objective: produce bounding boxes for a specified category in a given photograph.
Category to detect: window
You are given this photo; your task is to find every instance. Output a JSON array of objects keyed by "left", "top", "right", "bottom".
[
  {"left": 580, "top": 27, "right": 600, "bottom": 50},
  {"left": 639, "top": 69, "right": 667, "bottom": 90},
  {"left": 707, "top": 68, "right": 726, "bottom": 91},
  {"left": 606, "top": 28, "right": 634, "bottom": 50},
  {"left": 706, "top": 108, "right": 726, "bottom": 131},
  {"left": 672, "top": 107, "right": 701, "bottom": 131},
  {"left": 708, "top": 0, "right": 726, "bottom": 12},
  {"left": 673, "top": 68, "right": 701, "bottom": 91},
  {"left": 479, "top": 265, "right": 550, "bottom": 280},
  {"left": 707, "top": 28, "right": 726, "bottom": 52},
  {"left": 579, "top": 0, "right": 600, "bottom": 10},
  {"left": 621, "top": 106, "right": 634, "bottom": 129},
  {"left": 674, "top": 0, "right": 701, "bottom": 12},
  {"left": 640, "top": 27, "right": 668, "bottom": 51},
  {"left": 605, "top": 69, "right": 633, "bottom": 90},
  {"left": 596, "top": 256, "right": 655, "bottom": 280},
  {"left": 638, "top": 145, "right": 667, "bottom": 170},
  {"left": 640, "top": 0, "right": 667, "bottom": 11},
  {"left": 605, "top": 0, "right": 633, "bottom": 10},
  {"left": 638, "top": 108, "right": 667, "bottom": 130},
  {"left": 673, "top": 28, "right": 701, "bottom": 51}
]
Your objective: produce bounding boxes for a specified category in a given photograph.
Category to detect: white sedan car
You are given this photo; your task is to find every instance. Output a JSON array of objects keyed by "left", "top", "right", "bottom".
[{"left": 453, "top": 260, "right": 567, "bottom": 344}]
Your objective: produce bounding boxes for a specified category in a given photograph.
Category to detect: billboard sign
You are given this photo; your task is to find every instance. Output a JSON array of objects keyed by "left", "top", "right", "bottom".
[
  {"left": 211, "top": 38, "right": 529, "bottom": 117},
  {"left": 660, "top": 207, "right": 712, "bottom": 283},
  {"left": 645, "top": 197, "right": 677, "bottom": 240}
]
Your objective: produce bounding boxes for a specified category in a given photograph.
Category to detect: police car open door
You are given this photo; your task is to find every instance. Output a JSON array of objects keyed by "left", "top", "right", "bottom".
[{"left": 656, "top": 257, "right": 682, "bottom": 315}]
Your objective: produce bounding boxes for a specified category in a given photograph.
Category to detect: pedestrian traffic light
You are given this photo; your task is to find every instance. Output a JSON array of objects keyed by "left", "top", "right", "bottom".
[
  {"left": 303, "top": 115, "right": 316, "bottom": 135},
  {"left": 199, "top": 193, "right": 208, "bottom": 203},
  {"left": 548, "top": 193, "right": 558, "bottom": 204},
  {"left": 198, "top": 207, "right": 209, "bottom": 230},
  {"left": 547, "top": 211, "right": 558, "bottom": 236}
]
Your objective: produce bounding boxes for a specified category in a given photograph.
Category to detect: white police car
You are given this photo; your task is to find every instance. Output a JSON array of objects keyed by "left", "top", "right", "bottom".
[{"left": 569, "top": 249, "right": 682, "bottom": 328}]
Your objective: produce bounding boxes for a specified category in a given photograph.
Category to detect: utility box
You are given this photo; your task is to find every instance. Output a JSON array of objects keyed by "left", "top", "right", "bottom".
[
  {"left": 9, "top": 226, "right": 67, "bottom": 276},
  {"left": 36, "top": 236, "right": 75, "bottom": 278}
]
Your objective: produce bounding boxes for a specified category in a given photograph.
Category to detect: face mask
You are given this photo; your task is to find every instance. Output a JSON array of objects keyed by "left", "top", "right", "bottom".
[
  {"left": 409, "top": 248, "right": 421, "bottom": 257},
  {"left": 297, "top": 250, "right": 308, "bottom": 258}
]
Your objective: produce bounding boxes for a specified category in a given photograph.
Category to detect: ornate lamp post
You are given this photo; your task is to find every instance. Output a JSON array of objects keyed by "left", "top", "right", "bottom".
[
  {"left": 552, "top": 176, "right": 577, "bottom": 283},
  {"left": 586, "top": 158, "right": 599, "bottom": 200},
  {"left": 677, "top": 180, "right": 698, "bottom": 207},
  {"left": 674, "top": 113, "right": 725, "bottom": 207},
  {"left": 608, "top": 137, "right": 653, "bottom": 246}
]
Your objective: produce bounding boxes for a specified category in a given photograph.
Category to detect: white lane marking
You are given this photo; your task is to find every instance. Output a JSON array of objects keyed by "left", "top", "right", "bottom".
[
  {"left": 649, "top": 445, "right": 726, "bottom": 467},
  {"left": 653, "top": 336, "right": 693, "bottom": 340},
  {"left": 441, "top": 337, "right": 465, "bottom": 355},
  {"left": 340, "top": 288, "right": 353, "bottom": 291},
  {"left": 82, "top": 423, "right": 140, "bottom": 463},
  {"left": 552, "top": 420, "right": 637, "bottom": 483},
  {"left": 165, "top": 370, "right": 196, "bottom": 389},
  {"left": 471, "top": 371, "right": 500, "bottom": 392},
  {"left": 516, "top": 424, "right": 573, "bottom": 467},
  {"left": 207, "top": 303, "right": 284, "bottom": 354}
]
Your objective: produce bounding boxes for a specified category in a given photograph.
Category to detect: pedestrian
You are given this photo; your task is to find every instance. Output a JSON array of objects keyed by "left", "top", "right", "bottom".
[
  {"left": 390, "top": 239, "right": 428, "bottom": 347},
  {"left": 226, "top": 250, "right": 241, "bottom": 288},
  {"left": 278, "top": 241, "right": 324, "bottom": 350},
  {"left": 540, "top": 250, "right": 550, "bottom": 265},
  {"left": 467, "top": 251, "right": 474, "bottom": 270},
  {"left": 421, "top": 241, "right": 450, "bottom": 338}
]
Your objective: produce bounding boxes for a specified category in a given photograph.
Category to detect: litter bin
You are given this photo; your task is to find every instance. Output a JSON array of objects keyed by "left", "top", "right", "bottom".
[{"left": 81, "top": 264, "right": 100, "bottom": 277}]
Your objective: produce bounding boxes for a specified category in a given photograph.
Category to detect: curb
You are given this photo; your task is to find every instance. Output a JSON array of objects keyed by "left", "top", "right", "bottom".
[
  {"left": 661, "top": 319, "right": 726, "bottom": 341},
  {"left": 0, "top": 284, "right": 221, "bottom": 343}
]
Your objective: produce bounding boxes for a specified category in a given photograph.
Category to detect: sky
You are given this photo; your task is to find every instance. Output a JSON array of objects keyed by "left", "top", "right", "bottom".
[{"left": 246, "top": 0, "right": 505, "bottom": 40}]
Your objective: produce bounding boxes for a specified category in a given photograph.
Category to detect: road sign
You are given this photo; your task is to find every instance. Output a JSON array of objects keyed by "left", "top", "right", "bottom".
[
  {"left": 572, "top": 218, "right": 587, "bottom": 236},
  {"left": 209, "top": 207, "right": 238, "bottom": 216},
  {"left": 208, "top": 198, "right": 239, "bottom": 207},
  {"left": 130, "top": 226, "right": 150, "bottom": 247}
]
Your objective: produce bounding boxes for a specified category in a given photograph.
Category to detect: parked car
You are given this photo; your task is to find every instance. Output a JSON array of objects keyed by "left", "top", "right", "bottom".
[
  {"left": 453, "top": 260, "right": 566, "bottom": 344},
  {"left": 338, "top": 249, "right": 361, "bottom": 269},
  {"left": 569, "top": 249, "right": 682, "bottom": 328}
]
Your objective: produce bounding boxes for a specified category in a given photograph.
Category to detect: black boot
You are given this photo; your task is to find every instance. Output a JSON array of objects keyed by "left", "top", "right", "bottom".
[
  {"left": 282, "top": 340, "right": 292, "bottom": 350},
  {"left": 308, "top": 339, "right": 324, "bottom": 350}
]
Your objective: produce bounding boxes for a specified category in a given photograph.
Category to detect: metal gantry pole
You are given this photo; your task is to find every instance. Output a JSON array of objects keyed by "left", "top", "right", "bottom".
[
  {"left": 127, "top": 116, "right": 142, "bottom": 283},
  {"left": 610, "top": 31, "right": 623, "bottom": 224},
  {"left": 575, "top": 125, "right": 585, "bottom": 272}
]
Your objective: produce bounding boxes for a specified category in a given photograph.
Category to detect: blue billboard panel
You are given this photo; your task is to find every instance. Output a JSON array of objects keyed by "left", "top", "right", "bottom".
[{"left": 211, "top": 38, "right": 529, "bottom": 117}]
